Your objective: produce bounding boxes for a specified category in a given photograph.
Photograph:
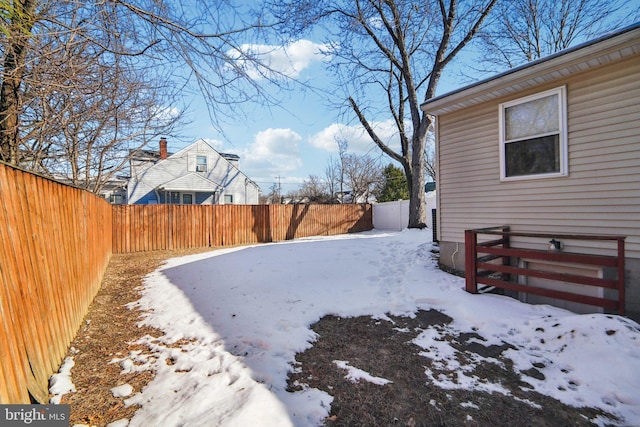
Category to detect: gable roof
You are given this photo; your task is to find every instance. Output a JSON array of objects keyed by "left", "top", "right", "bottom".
[
  {"left": 158, "top": 173, "right": 221, "bottom": 192},
  {"left": 421, "top": 22, "right": 640, "bottom": 115},
  {"left": 167, "top": 138, "right": 224, "bottom": 160},
  {"left": 161, "top": 139, "right": 260, "bottom": 190}
]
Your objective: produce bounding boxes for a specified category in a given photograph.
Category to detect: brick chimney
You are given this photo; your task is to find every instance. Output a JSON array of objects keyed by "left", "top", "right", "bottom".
[{"left": 159, "top": 137, "right": 168, "bottom": 160}]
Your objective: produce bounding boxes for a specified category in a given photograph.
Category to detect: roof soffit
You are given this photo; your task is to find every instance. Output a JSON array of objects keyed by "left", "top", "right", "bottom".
[{"left": 422, "top": 25, "right": 640, "bottom": 115}]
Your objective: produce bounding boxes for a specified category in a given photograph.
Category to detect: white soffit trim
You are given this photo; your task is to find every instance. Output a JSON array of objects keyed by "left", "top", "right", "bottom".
[{"left": 421, "top": 24, "right": 640, "bottom": 115}]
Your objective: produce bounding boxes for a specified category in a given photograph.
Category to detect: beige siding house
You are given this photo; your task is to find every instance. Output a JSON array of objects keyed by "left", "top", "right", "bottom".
[{"left": 421, "top": 24, "right": 640, "bottom": 318}]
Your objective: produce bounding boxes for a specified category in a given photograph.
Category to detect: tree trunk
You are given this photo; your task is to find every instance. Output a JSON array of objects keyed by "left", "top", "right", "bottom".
[
  {"left": 408, "top": 134, "right": 427, "bottom": 229},
  {"left": 0, "top": 0, "right": 38, "bottom": 164}
]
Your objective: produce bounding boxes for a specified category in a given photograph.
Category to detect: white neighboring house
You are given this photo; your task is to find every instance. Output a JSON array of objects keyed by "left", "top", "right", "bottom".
[
  {"left": 127, "top": 138, "right": 260, "bottom": 205},
  {"left": 99, "top": 176, "right": 128, "bottom": 204}
]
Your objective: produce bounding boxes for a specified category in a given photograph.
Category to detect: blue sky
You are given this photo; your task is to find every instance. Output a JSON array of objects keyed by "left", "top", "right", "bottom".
[
  {"left": 165, "top": 10, "right": 638, "bottom": 195},
  {"left": 170, "top": 36, "right": 460, "bottom": 194}
]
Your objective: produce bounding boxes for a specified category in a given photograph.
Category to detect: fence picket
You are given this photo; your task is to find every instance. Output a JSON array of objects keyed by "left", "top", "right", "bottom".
[
  {"left": 0, "top": 163, "right": 112, "bottom": 404},
  {"left": 110, "top": 204, "right": 372, "bottom": 253},
  {"left": 0, "top": 162, "right": 372, "bottom": 403}
]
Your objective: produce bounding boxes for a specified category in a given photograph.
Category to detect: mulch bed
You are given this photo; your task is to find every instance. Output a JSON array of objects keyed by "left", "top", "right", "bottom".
[{"left": 56, "top": 250, "right": 616, "bottom": 426}]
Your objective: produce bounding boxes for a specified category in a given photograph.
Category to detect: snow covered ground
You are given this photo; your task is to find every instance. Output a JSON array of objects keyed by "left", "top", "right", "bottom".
[{"left": 59, "top": 229, "right": 640, "bottom": 426}]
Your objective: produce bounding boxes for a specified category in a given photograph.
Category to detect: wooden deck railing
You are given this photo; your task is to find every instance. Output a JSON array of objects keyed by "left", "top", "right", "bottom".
[{"left": 465, "top": 226, "right": 626, "bottom": 315}]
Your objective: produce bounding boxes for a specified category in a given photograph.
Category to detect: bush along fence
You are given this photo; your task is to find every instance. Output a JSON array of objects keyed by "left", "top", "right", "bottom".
[{"left": 0, "top": 162, "right": 373, "bottom": 403}]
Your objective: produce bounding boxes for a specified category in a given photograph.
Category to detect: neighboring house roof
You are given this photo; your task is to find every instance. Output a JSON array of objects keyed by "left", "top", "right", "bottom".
[
  {"left": 165, "top": 139, "right": 259, "bottom": 189},
  {"left": 158, "top": 172, "right": 222, "bottom": 192},
  {"left": 421, "top": 22, "right": 640, "bottom": 115},
  {"left": 127, "top": 138, "right": 261, "bottom": 205}
]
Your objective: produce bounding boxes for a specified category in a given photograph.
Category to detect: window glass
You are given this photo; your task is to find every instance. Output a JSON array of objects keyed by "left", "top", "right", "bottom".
[
  {"left": 196, "top": 155, "right": 207, "bottom": 172},
  {"left": 182, "top": 193, "right": 193, "bottom": 204},
  {"left": 500, "top": 87, "right": 566, "bottom": 179},
  {"left": 170, "top": 192, "right": 180, "bottom": 204},
  {"left": 505, "top": 135, "right": 560, "bottom": 176},
  {"left": 505, "top": 94, "right": 559, "bottom": 141}
]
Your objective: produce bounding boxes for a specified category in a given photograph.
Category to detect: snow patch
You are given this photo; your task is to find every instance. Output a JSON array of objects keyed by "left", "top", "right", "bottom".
[
  {"left": 102, "top": 230, "right": 640, "bottom": 426},
  {"left": 333, "top": 360, "right": 393, "bottom": 385},
  {"left": 111, "top": 384, "right": 134, "bottom": 398},
  {"left": 49, "top": 356, "right": 76, "bottom": 404}
]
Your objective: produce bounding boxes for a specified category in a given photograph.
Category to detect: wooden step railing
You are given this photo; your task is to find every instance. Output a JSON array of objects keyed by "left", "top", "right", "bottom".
[{"left": 465, "top": 226, "right": 626, "bottom": 315}]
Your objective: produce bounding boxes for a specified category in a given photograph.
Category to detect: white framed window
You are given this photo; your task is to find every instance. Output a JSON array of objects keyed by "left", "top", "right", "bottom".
[
  {"left": 182, "top": 193, "right": 194, "bottom": 204},
  {"left": 195, "top": 155, "right": 207, "bottom": 172},
  {"left": 499, "top": 86, "right": 568, "bottom": 180}
]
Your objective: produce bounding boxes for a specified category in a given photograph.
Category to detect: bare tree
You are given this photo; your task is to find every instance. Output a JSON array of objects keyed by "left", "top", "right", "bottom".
[
  {"left": 0, "top": 0, "right": 282, "bottom": 189},
  {"left": 16, "top": 1, "right": 183, "bottom": 192},
  {"left": 425, "top": 132, "right": 436, "bottom": 182},
  {"left": 270, "top": 0, "right": 497, "bottom": 227},
  {"left": 267, "top": 181, "right": 282, "bottom": 204},
  {"left": 479, "top": 0, "right": 640, "bottom": 69},
  {"left": 298, "top": 175, "right": 331, "bottom": 203},
  {"left": 325, "top": 155, "right": 342, "bottom": 201},
  {"left": 0, "top": 0, "right": 37, "bottom": 163},
  {"left": 341, "top": 153, "right": 381, "bottom": 203}
]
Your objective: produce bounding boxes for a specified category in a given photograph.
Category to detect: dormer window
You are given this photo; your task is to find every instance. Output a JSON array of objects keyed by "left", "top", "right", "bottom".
[{"left": 196, "top": 155, "right": 207, "bottom": 172}]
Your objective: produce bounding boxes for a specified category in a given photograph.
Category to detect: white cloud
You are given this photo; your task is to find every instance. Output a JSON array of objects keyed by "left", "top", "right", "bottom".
[
  {"left": 202, "top": 138, "right": 225, "bottom": 151},
  {"left": 308, "top": 120, "right": 402, "bottom": 154},
  {"left": 153, "top": 106, "right": 181, "bottom": 121},
  {"left": 229, "top": 39, "right": 330, "bottom": 80},
  {"left": 241, "top": 128, "right": 304, "bottom": 180}
]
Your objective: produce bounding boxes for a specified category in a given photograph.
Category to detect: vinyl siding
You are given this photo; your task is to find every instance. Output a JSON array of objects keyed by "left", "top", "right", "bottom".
[{"left": 436, "top": 55, "right": 640, "bottom": 258}]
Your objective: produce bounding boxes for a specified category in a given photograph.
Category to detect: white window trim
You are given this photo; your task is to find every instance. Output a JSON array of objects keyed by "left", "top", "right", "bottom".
[
  {"left": 499, "top": 86, "right": 568, "bottom": 181},
  {"left": 195, "top": 155, "right": 207, "bottom": 172},
  {"left": 181, "top": 192, "right": 195, "bottom": 204}
]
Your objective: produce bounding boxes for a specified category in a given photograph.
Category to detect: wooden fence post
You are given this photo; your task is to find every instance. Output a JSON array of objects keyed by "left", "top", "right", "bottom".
[
  {"left": 465, "top": 229, "right": 478, "bottom": 294},
  {"left": 618, "top": 238, "right": 626, "bottom": 316}
]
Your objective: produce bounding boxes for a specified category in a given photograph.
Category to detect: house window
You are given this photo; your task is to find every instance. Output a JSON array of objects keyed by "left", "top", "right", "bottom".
[
  {"left": 499, "top": 86, "right": 567, "bottom": 180},
  {"left": 182, "top": 193, "right": 194, "bottom": 204},
  {"left": 224, "top": 194, "right": 233, "bottom": 204},
  {"left": 196, "top": 155, "right": 207, "bottom": 172},
  {"left": 170, "top": 192, "right": 180, "bottom": 204},
  {"left": 109, "top": 194, "right": 124, "bottom": 204}
]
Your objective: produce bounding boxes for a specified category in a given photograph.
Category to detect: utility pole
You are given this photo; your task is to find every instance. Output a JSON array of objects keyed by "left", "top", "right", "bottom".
[{"left": 275, "top": 176, "right": 283, "bottom": 204}]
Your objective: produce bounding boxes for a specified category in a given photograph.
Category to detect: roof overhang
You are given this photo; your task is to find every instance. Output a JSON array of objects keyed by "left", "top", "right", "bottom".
[
  {"left": 421, "top": 23, "right": 640, "bottom": 116},
  {"left": 157, "top": 173, "right": 221, "bottom": 192}
]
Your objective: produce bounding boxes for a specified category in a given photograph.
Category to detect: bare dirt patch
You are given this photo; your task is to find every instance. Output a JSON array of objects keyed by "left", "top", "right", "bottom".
[{"left": 287, "top": 311, "right": 616, "bottom": 426}]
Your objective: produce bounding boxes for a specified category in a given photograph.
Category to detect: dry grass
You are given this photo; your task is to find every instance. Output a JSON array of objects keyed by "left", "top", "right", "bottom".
[
  {"left": 56, "top": 248, "right": 211, "bottom": 427},
  {"left": 56, "top": 249, "right": 617, "bottom": 427},
  {"left": 287, "top": 311, "right": 615, "bottom": 426}
]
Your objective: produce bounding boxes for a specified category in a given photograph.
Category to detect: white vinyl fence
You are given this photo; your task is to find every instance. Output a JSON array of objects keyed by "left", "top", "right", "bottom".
[{"left": 373, "top": 192, "right": 436, "bottom": 231}]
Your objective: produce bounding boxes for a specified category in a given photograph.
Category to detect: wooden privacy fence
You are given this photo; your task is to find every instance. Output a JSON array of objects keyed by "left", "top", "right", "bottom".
[
  {"left": 112, "top": 203, "right": 373, "bottom": 253},
  {"left": 465, "top": 226, "right": 625, "bottom": 314},
  {"left": 1, "top": 161, "right": 374, "bottom": 403},
  {"left": 0, "top": 163, "right": 112, "bottom": 404}
]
